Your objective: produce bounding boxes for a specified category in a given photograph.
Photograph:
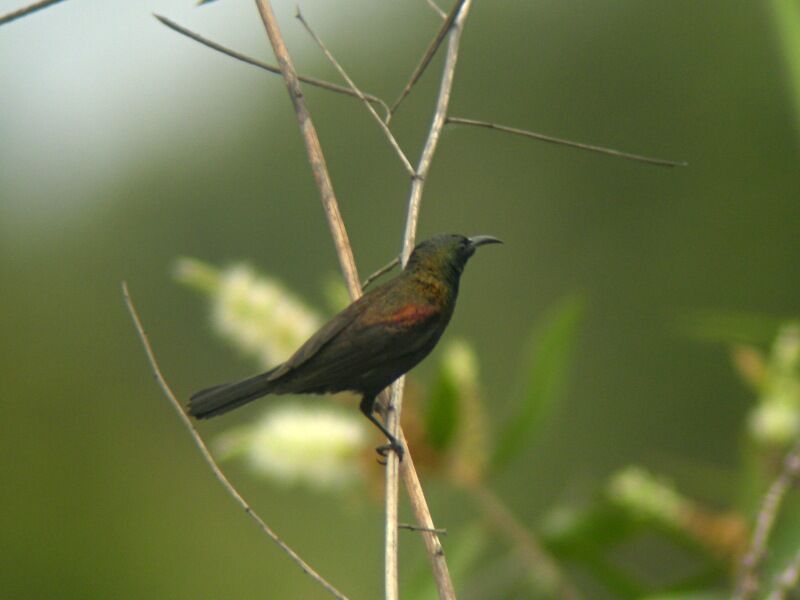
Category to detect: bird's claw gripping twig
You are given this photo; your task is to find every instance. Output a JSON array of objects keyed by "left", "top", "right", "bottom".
[{"left": 376, "top": 439, "right": 405, "bottom": 462}]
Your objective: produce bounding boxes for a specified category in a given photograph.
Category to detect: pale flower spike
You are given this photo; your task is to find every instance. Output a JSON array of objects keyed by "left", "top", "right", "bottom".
[
  {"left": 748, "top": 322, "right": 800, "bottom": 445},
  {"left": 216, "top": 404, "right": 369, "bottom": 491},
  {"left": 175, "top": 258, "right": 322, "bottom": 368}
]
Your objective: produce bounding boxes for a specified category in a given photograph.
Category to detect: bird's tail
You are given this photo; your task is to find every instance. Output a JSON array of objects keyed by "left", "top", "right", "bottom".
[{"left": 187, "top": 367, "right": 280, "bottom": 419}]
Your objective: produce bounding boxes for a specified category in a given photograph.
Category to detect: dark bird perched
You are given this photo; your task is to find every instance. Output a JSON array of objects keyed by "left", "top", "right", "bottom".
[{"left": 188, "top": 233, "right": 502, "bottom": 458}]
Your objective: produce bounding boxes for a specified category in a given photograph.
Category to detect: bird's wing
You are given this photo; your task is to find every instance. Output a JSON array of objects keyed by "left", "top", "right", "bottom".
[
  {"left": 314, "top": 301, "right": 442, "bottom": 371},
  {"left": 269, "top": 291, "right": 444, "bottom": 390},
  {"left": 267, "top": 297, "right": 368, "bottom": 381}
]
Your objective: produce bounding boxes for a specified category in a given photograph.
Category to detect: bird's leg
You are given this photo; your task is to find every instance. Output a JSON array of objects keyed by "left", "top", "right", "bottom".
[{"left": 359, "top": 395, "right": 404, "bottom": 461}]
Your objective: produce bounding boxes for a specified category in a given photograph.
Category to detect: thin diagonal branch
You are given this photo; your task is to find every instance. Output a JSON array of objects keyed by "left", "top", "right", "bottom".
[
  {"left": 399, "top": 430, "right": 456, "bottom": 599},
  {"left": 122, "top": 282, "right": 348, "bottom": 600},
  {"left": 734, "top": 443, "right": 800, "bottom": 600},
  {"left": 254, "top": 0, "right": 361, "bottom": 300},
  {"left": 398, "top": 524, "right": 448, "bottom": 535},
  {"left": 446, "top": 117, "right": 688, "bottom": 168},
  {"left": 154, "top": 14, "right": 389, "bottom": 115},
  {"left": 295, "top": 8, "right": 414, "bottom": 176},
  {"left": 389, "top": 0, "right": 468, "bottom": 116},
  {"left": 363, "top": 256, "right": 401, "bottom": 290},
  {"left": 0, "top": 0, "right": 66, "bottom": 26},
  {"left": 424, "top": 0, "right": 447, "bottom": 20},
  {"left": 467, "top": 483, "right": 580, "bottom": 599},
  {"left": 768, "top": 551, "right": 800, "bottom": 600}
]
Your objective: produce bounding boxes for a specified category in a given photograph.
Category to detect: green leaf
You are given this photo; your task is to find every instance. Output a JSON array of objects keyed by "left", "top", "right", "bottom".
[
  {"left": 641, "top": 592, "right": 726, "bottom": 600},
  {"left": 425, "top": 360, "right": 461, "bottom": 452},
  {"left": 676, "top": 310, "right": 788, "bottom": 345},
  {"left": 492, "top": 294, "right": 585, "bottom": 469},
  {"left": 769, "top": 0, "right": 800, "bottom": 134}
]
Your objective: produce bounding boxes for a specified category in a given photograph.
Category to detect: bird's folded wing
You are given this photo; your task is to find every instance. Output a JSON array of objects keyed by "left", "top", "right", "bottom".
[{"left": 269, "top": 299, "right": 442, "bottom": 388}]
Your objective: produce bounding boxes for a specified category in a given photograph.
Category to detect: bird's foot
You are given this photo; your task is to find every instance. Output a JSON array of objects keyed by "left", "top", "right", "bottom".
[{"left": 376, "top": 438, "right": 405, "bottom": 462}]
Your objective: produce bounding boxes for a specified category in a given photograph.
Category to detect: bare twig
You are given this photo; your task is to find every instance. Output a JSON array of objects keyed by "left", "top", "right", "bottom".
[
  {"left": 389, "top": 0, "right": 468, "bottom": 116},
  {"left": 122, "top": 282, "right": 348, "bottom": 600},
  {"left": 380, "top": 3, "right": 476, "bottom": 599},
  {"left": 424, "top": 0, "right": 447, "bottom": 20},
  {"left": 767, "top": 551, "right": 800, "bottom": 600},
  {"left": 399, "top": 523, "right": 448, "bottom": 535},
  {"left": 0, "top": 0, "right": 67, "bottom": 26},
  {"left": 154, "top": 14, "right": 389, "bottom": 116},
  {"left": 735, "top": 443, "right": 800, "bottom": 600},
  {"left": 384, "top": 379, "right": 404, "bottom": 600},
  {"left": 254, "top": 0, "right": 361, "bottom": 300},
  {"left": 362, "top": 256, "right": 401, "bottom": 290},
  {"left": 446, "top": 117, "right": 688, "bottom": 168},
  {"left": 400, "top": 429, "right": 457, "bottom": 599},
  {"left": 295, "top": 8, "right": 413, "bottom": 175},
  {"left": 468, "top": 484, "right": 580, "bottom": 599},
  {"left": 400, "top": 0, "right": 471, "bottom": 266}
]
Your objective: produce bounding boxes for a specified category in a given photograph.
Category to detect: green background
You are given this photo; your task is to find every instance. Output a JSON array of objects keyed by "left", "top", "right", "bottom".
[{"left": 1, "top": 0, "right": 798, "bottom": 598}]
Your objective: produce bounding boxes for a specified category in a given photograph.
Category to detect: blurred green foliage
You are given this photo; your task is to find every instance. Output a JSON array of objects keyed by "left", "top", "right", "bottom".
[{"left": 493, "top": 295, "right": 585, "bottom": 470}]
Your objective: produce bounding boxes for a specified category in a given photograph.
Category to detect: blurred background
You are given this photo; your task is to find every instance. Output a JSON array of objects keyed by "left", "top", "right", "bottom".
[{"left": 1, "top": 0, "right": 798, "bottom": 598}]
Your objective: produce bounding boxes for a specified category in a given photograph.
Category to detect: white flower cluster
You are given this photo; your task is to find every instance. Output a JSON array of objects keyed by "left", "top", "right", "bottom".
[
  {"left": 749, "top": 323, "right": 800, "bottom": 445},
  {"left": 197, "top": 261, "right": 322, "bottom": 368},
  {"left": 212, "top": 265, "right": 322, "bottom": 367},
  {"left": 608, "top": 466, "right": 686, "bottom": 526},
  {"left": 442, "top": 339, "right": 479, "bottom": 391},
  {"left": 216, "top": 404, "right": 369, "bottom": 491}
]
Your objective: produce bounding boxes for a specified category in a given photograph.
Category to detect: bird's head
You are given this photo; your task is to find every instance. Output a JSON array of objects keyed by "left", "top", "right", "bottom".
[{"left": 406, "top": 234, "right": 502, "bottom": 281}]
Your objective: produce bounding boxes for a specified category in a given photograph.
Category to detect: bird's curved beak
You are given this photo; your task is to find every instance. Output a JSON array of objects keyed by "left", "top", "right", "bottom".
[{"left": 468, "top": 235, "right": 503, "bottom": 249}]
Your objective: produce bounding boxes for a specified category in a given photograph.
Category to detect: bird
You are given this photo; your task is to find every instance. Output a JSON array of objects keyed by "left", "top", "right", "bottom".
[{"left": 187, "top": 233, "right": 502, "bottom": 459}]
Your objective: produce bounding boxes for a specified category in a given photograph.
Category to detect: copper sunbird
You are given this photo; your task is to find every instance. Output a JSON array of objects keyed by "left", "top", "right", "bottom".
[{"left": 188, "top": 233, "right": 502, "bottom": 458}]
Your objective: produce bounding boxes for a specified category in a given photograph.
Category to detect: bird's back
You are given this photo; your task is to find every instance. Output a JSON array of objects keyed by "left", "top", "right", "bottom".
[{"left": 268, "top": 270, "right": 456, "bottom": 396}]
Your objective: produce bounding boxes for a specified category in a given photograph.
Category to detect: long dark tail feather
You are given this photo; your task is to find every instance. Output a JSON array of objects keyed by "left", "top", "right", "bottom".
[{"left": 187, "top": 367, "right": 280, "bottom": 419}]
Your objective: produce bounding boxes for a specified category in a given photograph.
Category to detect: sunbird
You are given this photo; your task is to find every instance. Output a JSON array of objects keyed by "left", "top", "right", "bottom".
[{"left": 188, "top": 233, "right": 502, "bottom": 458}]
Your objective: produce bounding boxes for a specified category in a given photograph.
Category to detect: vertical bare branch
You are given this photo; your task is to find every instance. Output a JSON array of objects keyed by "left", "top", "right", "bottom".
[
  {"left": 254, "top": 0, "right": 361, "bottom": 300},
  {"left": 122, "top": 282, "right": 349, "bottom": 600},
  {"left": 0, "top": 0, "right": 67, "bottom": 26},
  {"left": 735, "top": 444, "right": 800, "bottom": 600},
  {"left": 400, "top": 0, "right": 472, "bottom": 266},
  {"left": 382, "top": 3, "right": 474, "bottom": 599}
]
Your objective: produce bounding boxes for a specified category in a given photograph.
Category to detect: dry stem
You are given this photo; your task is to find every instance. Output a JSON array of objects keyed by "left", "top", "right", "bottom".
[
  {"left": 768, "top": 551, "right": 800, "bottom": 600},
  {"left": 390, "top": 0, "right": 468, "bottom": 116},
  {"left": 154, "top": 14, "right": 388, "bottom": 114},
  {"left": 254, "top": 0, "right": 361, "bottom": 299},
  {"left": 468, "top": 484, "right": 579, "bottom": 599},
  {"left": 295, "top": 9, "right": 413, "bottom": 175},
  {"left": 0, "top": 0, "right": 66, "bottom": 26},
  {"left": 382, "top": 3, "right": 476, "bottom": 599},
  {"left": 401, "top": 0, "right": 472, "bottom": 266},
  {"left": 446, "top": 117, "right": 687, "bottom": 168},
  {"left": 400, "top": 430, "right": 456, "bottom": 598},
  {"left": 122, "top": 282, "right": 348, "bottom": 600},
  {"left": 735, "top": 443, "right": 800, "bottom": 599}
]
